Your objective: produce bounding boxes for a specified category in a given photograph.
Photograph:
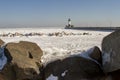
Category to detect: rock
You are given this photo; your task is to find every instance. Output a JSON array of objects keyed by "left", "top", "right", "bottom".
[
  {"left": 107, "top": 69, "right": 120, "bottom": 80},
  {"left": 0, "top": 39, "right": 4, "bottom": 47},
  {"left": 3, "top": 41, "right": 43, "bottom": 80},
  {"left": 0, "top": 74, "right": 6, "bottom": 80},
  {"left": 89, "top": 46, "right": 102, "bottom": 65},
  {"left": 102, "top": 69, "right": 120, "bottom": 80},
  {"left": 102, "top": 30, "right": 120, "bottom": 72},
  {"left": 78, "top": 46, "right": 102, "bottom": 66},
  {"left": 44, "top": 56, "right": 104, "bottom": 80},
  {"left": 0, "top": 63, "right": 16, "bottom": 80}
]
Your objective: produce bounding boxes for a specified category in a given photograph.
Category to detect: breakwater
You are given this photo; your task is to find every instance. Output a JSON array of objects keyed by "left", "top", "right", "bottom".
[{"left": 65, "top": 27, "right": 120, "bottom": 31}]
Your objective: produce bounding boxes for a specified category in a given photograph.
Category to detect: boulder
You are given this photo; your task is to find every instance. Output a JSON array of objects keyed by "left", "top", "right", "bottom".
[
  {"left": 102, "top": 30, "right": 120, "bottom": 72},
  {"left": 101, "top": 69, "right": 120, "bottom": 80},
  {"left": 44, "top": 56, "right": 104, "bottom": 80},
  {"left": 0, "top": 63, "right": 16, "bottom": 80},
  {"left": 0, "top": 75, "right": 6, "bottom": 80},
  {"left": 3, "top": 41, "right": 43, "bottom": 80},
  {"left": 89, "top": 46, "right": 102, "bottom": 65},
  {"left": 78, "top": 46, "right": 102, "bottom": 66},
  {"left": 0, "top": 39, "right": 4, "bottom": 47},
  {"left": 107, "top": 69, "right": 120, "bottom": 80}
]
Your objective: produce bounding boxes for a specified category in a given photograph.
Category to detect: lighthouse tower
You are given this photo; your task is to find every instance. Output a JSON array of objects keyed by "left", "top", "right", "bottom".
[
  {"left": 65, "top": 18, "right": 74, "bottom": 28},
  {"left": 68, "top": 18, "right": 71, "bottom": 27}
]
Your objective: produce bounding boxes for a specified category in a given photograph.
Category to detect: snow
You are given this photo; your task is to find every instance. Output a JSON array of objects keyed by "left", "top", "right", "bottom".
[
  {"left": 0, "top": 28, "right": 112, "bottom": 65},
  {"left": 0, "top": 47, "right": 7, "bottom": 70},
  {"left": 46, "top": 74, "right": 58, "bottom": 80},
  {"left": 61, "top": 70, "right": 68, "bottom": 77}
]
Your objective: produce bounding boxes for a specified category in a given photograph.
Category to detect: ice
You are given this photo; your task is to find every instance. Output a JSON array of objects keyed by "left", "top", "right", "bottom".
[
  {"left": 0, "top": 28, "right": 112, "bottom": 65},
  {"left": 46, "top": 74, "right": 58, "bottom": 80},
  {"left": 0, "top": 47, "right": 7, "bottom": 70}
]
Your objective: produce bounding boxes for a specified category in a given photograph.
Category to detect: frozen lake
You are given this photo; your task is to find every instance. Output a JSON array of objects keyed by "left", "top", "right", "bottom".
[{"left": 0, "top": 28, "right": 112, "bottom": 64}]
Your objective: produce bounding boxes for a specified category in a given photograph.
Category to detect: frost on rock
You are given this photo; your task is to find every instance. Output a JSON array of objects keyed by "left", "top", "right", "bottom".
[
  {"left": 102, "top": 48, "right": 113, "bottom": 67},
  {"left": 74, "top": 47, "right": 101, "bottom": 66},
  {"left": 46, "top": 74, "right": 58, "bottom": 80},
  {"left": 61, "top": 70, "right": 68, "bottom": 77},
  {"left": 102, "top": 52, "right": 111, "bottom": 66},
  {"left": 0, "top": 47, "right": 7, "bottom": 70}
]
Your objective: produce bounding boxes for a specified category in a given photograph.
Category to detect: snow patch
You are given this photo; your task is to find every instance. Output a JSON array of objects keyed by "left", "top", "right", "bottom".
[
  {"left": 46, "top": 74, "right": 58, "bottom": 80},
  {"left": 0, "top": 47, "right": 7, "bottom": 70},
  {"left": 61, "top": 70, "right": 68, "bottom": 77}
]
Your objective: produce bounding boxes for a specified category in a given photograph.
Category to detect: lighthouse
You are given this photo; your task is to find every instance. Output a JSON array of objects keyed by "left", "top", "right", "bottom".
[
  {"left": 68, "top": 18, "right": 71, "bottom": 27},
  {"left": 65, "top": 18, "right": 74, "bottom": 28}
]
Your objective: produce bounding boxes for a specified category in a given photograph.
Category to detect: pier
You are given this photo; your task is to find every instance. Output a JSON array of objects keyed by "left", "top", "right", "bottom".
[{"left": 65, "top": 26, "right": 120, "bottom": 31}]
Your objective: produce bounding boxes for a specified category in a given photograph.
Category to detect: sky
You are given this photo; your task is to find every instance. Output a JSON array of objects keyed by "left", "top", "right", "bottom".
[{"left": 0, "top": 0, "right": 120, "bottom": 28}]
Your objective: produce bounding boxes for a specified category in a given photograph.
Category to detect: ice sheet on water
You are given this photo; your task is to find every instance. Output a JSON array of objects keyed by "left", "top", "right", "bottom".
[
  {"left": 0, "top": 47, "right": 7, "bottom": 70},
  {"left": 0, "top": 28, "right": 111, "bottom": 65}
]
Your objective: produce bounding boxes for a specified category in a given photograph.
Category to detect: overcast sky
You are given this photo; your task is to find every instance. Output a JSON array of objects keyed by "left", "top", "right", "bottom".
[{"left": 0, "top": 0, "right": 120, "bottom": 28}]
